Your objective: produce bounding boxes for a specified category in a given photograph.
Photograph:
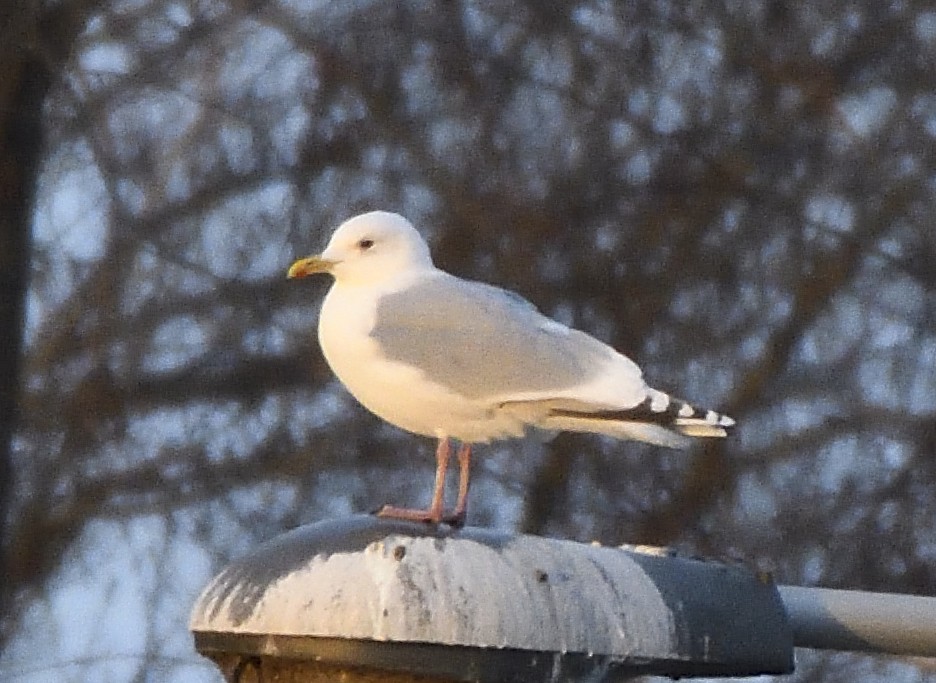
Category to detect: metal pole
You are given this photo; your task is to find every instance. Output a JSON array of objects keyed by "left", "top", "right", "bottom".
[{"left": 779, "top": 585, "right": 936, "bottom": 657}]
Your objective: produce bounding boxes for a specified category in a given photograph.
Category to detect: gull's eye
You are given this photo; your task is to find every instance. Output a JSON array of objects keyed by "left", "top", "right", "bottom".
[{"left": 358, "top": 238, "right": 374, "bottom": 250}]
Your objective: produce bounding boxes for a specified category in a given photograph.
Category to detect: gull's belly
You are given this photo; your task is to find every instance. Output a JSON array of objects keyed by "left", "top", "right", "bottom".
[
  {"left": 324, "top": 335, "right": 524, "bottom": 442},
  {"left": 318, "top": 289, "right": 525, "bottom": 442}
]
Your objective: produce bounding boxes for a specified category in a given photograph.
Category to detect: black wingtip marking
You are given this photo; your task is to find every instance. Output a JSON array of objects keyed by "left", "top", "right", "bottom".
[{"left": 549, "top": 394, "right": 733, "bottom": 429}]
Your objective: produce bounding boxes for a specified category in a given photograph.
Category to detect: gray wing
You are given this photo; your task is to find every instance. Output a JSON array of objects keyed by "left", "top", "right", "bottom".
[{"left": 370, "top": 272, "right": 620, "bottom": 400}]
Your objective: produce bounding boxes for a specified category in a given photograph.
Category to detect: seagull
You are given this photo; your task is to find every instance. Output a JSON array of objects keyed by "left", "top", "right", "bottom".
[{"left": 288, "top": 211, "right": 734, "bottom": 526}]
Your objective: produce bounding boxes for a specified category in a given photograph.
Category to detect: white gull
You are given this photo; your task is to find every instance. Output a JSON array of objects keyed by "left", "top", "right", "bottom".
[{"left": 288, "top": 211, "right": 734, "bottom": 525}]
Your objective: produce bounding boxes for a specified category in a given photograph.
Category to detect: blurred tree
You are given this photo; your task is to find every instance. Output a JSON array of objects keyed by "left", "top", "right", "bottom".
[
  {"left": 2, "top": 1, "right": 936, "bottom": 681},
  {"left": 0, "top": 0, "right": 97, "bottom": 653}
]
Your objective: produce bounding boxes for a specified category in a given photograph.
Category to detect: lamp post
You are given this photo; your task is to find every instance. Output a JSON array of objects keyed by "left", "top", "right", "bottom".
[{"left": 191, "top": 516, "right": 795, "bottom": 681}]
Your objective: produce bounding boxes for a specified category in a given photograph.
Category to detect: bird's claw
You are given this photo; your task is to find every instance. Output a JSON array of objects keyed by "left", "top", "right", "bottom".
[{"left": 375, "top": 504, "right": 464, "bottom": 527}]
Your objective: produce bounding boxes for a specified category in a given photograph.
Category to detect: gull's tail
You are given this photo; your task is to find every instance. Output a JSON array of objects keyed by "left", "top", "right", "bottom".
[{"left": 542, "top": 389, "right": 735, "bottom": 449}]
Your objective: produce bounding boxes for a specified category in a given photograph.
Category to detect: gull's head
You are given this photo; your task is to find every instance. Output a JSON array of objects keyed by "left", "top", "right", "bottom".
[{"left": 287, "top": 211, "right": 434, "bottom": 286}]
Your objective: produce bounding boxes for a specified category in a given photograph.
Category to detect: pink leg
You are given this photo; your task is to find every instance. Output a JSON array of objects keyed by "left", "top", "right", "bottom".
[
  {"left": 377, "top": 438, "right": 450, "bottom": 524},
  {"left": 443, "top": 443, "right": 472, "bottom": 527}
]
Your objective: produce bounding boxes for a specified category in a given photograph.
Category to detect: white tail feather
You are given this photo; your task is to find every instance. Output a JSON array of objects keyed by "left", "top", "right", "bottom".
[{"left": 542, "top": 414, "right": 693, "bottom": 449}]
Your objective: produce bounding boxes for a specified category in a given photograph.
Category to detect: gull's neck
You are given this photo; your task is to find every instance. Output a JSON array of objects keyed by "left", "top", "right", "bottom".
[{"left": 332, "top": 261, "right": 440, "bottom": 292}]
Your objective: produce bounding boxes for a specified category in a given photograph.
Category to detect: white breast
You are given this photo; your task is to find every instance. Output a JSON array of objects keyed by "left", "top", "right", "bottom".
[{"left": 317, "top": 282, "right": 528, "bottom": 442}]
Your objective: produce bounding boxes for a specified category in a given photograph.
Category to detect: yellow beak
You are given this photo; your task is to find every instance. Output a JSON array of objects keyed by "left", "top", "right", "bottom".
[{"left": 287, "top": 255, "right": 335, "bottom": 279}]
